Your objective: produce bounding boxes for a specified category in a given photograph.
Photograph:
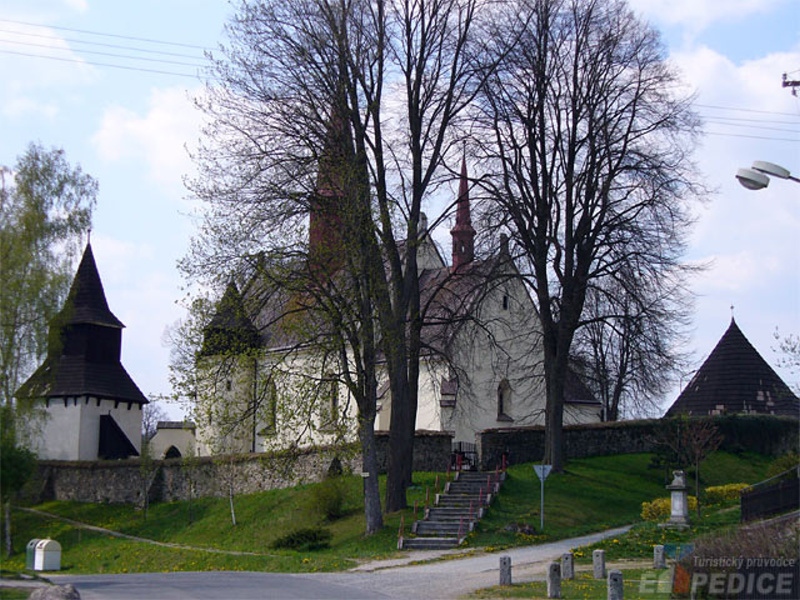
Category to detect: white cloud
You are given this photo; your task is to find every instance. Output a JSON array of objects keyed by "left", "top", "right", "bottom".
[
  {"left": 63, "top": 0, "right": 88, "bottom": 11},
  {"left": 92, "top": 86, "right": 202, "bottom": 193},
  {"left": 0, "top": 21, "right": 95, "bottom": 118},
  {"left": 629, "top": 0, "right": 785, "bottom": 34}
]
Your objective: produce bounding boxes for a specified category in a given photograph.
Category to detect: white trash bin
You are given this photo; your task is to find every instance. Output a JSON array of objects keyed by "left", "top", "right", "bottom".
[{"left": 33, "top": 538, "right": 61, "bottom": 571}]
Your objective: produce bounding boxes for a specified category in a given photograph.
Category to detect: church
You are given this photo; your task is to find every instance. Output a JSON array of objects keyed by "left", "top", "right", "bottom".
[
  {"left": 16, "top": 243, "right": 148, "bottom": 461},
  {"left": 195, "top": 153, "right": 601, "bottom": 457}
]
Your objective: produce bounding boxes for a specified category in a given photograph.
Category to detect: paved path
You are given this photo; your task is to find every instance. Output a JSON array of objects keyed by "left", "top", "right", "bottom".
[{"left": 35, "top": 525, "right": 631, "bottom": 599}]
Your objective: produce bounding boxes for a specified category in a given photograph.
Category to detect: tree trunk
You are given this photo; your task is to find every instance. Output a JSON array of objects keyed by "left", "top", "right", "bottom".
[
  {"left": 4, "top": 501, "right": 11, "bottom": 558},
  {"left": 385, "top": 366, "right": 411, "bottom": 512},
  {"left": 359, "top": 415, "right": 383, "bottom": 534}
]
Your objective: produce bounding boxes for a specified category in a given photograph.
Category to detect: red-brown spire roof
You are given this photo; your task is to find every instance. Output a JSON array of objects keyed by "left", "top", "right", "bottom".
[{"left": 451, "top": 156, "right": 476, "bottom": 270}]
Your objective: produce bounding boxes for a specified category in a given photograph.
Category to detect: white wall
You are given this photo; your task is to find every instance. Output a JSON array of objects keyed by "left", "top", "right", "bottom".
[{"left": 32, "top": 396, "right": 143, "bottom": 461}]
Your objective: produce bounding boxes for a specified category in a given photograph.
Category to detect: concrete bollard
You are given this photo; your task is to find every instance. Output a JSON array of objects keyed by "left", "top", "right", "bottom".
[
  {"left": 561, "top": 552, "right": 574, "bottom": 580},
  {"left": 547, "top": 561, "right": 561, "bottom": 599},
  {"left": 653, "top": 544, "right": 666, "bottom": 569},
  {"left": 593, "top": 549, "right": 606, "bottom": 579},
  {"left": 499, "top": 555, "right": 512, "bottom": 586},
  {"left": 608, "top": 569, "right": 624, "bottom": 600}
]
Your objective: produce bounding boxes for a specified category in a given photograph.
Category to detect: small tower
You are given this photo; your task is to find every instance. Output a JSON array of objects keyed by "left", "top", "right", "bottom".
[
  {"left": 309, "top": 100, "right": 353, "bottom": 276},
  {"left": 451, "top": 157, "right": 476, "bottom": 270},
  {"left": 16, "top": 243, "right": 148, "bottom": 460}
]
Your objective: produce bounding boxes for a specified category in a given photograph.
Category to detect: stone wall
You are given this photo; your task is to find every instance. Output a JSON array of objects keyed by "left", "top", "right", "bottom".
[
  {"left": 22, "top": 430, "right": 453, "bottom": 505},
  {"left": 477, "top": 415, "right": 799, "bottom": 470}
]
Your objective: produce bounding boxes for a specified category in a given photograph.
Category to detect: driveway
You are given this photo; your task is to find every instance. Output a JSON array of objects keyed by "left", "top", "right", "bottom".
[{"left": 46, "top": 526, "right": 630, "bottom": 599}]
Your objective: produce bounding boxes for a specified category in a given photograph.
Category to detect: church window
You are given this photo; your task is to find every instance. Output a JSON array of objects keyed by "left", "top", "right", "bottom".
[
  {"left": 320, "top": 375, "right": 339, "bottom": 431},
  {"left": 259, "top": 379, "right": 278, "bottom": 436},
  {"left": 502, "top": 294, "right": 509, "bottom": 310},
  {"left": 497, "top": 379, "right": 513, "bottom": 421},
  {"left": 225, "top": 379, "right": 232, "bottom": 391}
]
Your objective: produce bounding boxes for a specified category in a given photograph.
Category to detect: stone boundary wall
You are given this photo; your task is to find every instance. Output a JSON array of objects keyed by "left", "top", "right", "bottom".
[
  {"left": 477, "top": 415, "right": 799, "bottom": 470},
  {"left": 22, "top": 430, "right": 452, "bottom": 505}
]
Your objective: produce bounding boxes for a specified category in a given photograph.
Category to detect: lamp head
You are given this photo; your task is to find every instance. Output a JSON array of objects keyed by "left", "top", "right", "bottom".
[{"left": 736, "top": 168, "right": 769, "bottom": 190}]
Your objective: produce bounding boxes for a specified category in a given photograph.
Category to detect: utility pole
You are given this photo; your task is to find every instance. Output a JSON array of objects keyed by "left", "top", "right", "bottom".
[{"left": 782, "top": 73, "right": 799, "bottom": 96}]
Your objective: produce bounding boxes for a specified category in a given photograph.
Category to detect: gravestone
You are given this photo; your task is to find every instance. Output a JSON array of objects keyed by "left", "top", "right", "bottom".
[
  {"left": 654, "top": 544, "right": 666, "bottom": 569},
  {"left": 593, "top": 549, "right": 606, "bottom": 579},
  {"left": 608, "top": 570, "right": 624, "bottom": 600},
  {"left": 561, "top": 552, "right": 574, "bottom": 580},
  {"left": 547, "top": 561, "right": 561, "bottom": 598},
  {"left": 499, "top": 555, "right": 512, "bottom": 586},
  {"left": 662, "top": 470, "right": 690, "bottom": 529}
]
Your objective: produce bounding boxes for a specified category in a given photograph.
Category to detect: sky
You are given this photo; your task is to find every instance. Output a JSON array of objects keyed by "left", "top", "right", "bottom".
[{"left": 2, "top": 0, "right": 798, "bottom": 420}]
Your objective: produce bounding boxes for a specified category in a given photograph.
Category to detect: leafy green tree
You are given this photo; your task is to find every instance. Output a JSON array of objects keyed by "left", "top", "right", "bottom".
[
  {"left": 0, "top": 143, "right": 96, "bottom": 417},
  {"left": 1, "top": 404, "right": 37, "bottom": 557},
  {"left": 0, "top": 143, "right": 95, "bottom": 556}
]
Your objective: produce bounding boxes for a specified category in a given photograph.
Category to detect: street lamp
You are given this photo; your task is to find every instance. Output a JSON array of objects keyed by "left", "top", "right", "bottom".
[{"left": 736, "top": 161, "right": 800, "bottom": 190}]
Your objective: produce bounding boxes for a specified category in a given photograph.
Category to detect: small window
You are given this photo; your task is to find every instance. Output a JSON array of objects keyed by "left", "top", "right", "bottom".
[
  {"left": 225, "top": 379, "right": 232, "bottom": 391},
  {"left": 260, "top": 379, "right": 278, "bottom": 436},
  {"left": 502, "top": 294, "right": 509, "bottom": 310},
  {"left": 320, "top": 375, "right": 339, "bottom": 432},
  {"left": 497, "top": 379, "right": 513, "bottom": 422}
]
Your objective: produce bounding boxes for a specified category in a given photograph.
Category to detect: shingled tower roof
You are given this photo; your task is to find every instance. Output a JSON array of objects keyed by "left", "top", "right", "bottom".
[
  {"left": 665, "top": 318, "right": 799, "bottom": 418},
  {"left": 16, "top": 243, "right": 148, "bottom": 405},
  {"left": 62, "top": 242, "right": 124, "bottom": 328}
]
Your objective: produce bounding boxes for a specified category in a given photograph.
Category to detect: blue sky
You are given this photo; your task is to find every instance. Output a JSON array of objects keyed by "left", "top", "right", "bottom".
[{"left": 2, "top": 0, "right": 798, "bottom": 419}]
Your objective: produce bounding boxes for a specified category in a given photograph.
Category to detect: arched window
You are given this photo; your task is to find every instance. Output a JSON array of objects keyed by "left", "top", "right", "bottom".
[
  {"left": 164, "top": 445, "right": 182, "bottom": 459},
  {"left": 497, "top": 379, "right": 513, "bottom": 422}
]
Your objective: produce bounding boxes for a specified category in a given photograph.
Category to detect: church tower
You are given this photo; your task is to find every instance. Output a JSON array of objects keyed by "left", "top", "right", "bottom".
[
  {"left": 451, "top": 157, "right": 476, "bottom": 270},
  {"left": 309, "top": 101, "right": 353, "bottom": 276},
  {"left": 16, "top": 242, "right": 148, "bottom": 460}
]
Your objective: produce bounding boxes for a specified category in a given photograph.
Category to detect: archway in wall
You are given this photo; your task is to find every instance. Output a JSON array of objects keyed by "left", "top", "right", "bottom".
[{"left": 164, "top": 445, "right": 182, "bottom": 459}]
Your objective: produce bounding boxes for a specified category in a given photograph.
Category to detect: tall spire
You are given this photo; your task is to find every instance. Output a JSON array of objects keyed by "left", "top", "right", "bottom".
[
  {"left": 451, "top": 156, "right": 475, "bottom": 270},
  {"left": 309, "top": 99, "right": 351, "bottom": 275},
  {"left": 62, "top": 242, "right": 124, "bottom": 328}
]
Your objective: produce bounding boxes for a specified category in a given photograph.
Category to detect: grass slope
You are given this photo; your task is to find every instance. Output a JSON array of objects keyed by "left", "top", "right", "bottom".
[{"left": 0, "top": 452, "right": 772, "bottom": 575}]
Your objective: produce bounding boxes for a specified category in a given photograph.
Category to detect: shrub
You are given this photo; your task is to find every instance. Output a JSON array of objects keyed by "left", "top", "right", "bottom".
[
  {"left": 704, "top": 483, "right": 749, "bottom": 505},
  {"left": 641, "top": 496, "right": 697, "bottom": 521},
  {"left": 270, "top": 527, "right": 332, "bottom": 551},
  {"left": 766, "top": 452, "right": 800, "bottom": 479},
  {"left": 311, "top": 476, "right": 346, "bottom": 521}
]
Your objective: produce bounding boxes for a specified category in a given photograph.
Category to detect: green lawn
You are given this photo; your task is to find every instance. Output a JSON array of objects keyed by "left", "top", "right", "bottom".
[{"left": 0, "top": 451, "right": 774, "bottom": 575}]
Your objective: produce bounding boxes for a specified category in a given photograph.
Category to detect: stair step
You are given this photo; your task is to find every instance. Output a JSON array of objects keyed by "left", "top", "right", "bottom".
[
  {"left": 402, "top": 536, "right": 461, "bottom": 550},
  {"left": 414, "top": 521, "right": 472, "bottom": 535},
  {"left": 403, "top": 470, "right": 504, "bottom": 551}
]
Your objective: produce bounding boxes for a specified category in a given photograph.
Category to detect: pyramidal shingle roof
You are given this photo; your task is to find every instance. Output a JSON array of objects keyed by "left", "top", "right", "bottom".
[
  {"left": 15, "top": 242, "right": 147, "bottom": 405},
  {"left": 62, "top": 242, "right": 124, "bottom": 328},
  {"left": 665, "top": 318, "right": 799, "bottom": 418}
]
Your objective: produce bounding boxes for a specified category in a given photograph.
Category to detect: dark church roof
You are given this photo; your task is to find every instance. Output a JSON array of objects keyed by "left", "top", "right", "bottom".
[
  {"left": 200, "top": 279, "right": 262, "bottom": 357},
  {"left": 665, "top": 319, "right": 799, "bottom": 418},
  {"left": 61, "top": 242, "right": 124, "bottom": 328},
  {"left": 16, "top": 243, "right": 148, "bottom": 405}
]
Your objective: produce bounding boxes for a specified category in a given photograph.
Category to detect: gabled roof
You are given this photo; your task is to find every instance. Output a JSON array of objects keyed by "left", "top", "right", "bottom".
[
  {"left": 61, "top": 243, "right": 124, "bottom": 328},
  {"left": 665, "top": 319, "right": 799, "bottom": 418}
]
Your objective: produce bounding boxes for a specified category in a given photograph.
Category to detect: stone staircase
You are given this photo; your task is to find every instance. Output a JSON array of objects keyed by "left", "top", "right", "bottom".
[{"left": 399, "top": 470, "right": 505, "bottom": 550}]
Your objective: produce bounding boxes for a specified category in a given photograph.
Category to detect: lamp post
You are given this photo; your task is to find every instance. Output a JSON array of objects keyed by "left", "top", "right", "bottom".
[{"left": 736, "top": 161, "right": 800, "bottom": 190}]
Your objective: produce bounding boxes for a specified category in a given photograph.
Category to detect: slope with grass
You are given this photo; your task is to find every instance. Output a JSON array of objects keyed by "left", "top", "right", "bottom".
[{"left": 0, "top": 452, "right": 772, "bottom": 575}]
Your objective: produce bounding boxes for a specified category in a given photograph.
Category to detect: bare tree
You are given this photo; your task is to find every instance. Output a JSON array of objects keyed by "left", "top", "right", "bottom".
[
  {"left": 653, "top": 416, "right": 723, "bottom": 512},
  {"left": 572, "top": 261, "right": 695, "bottom": 421},
  {"left": 182, "top": 0, "right": 504, "bottom": 517},
  {"left": 475, "top": 0, "right": 703, "bottom": 471}
]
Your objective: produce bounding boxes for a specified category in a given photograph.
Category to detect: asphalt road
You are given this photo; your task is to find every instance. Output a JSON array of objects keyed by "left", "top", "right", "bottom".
[{"left": 47, "top": 526, "right": 631, "bottom": 599}]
